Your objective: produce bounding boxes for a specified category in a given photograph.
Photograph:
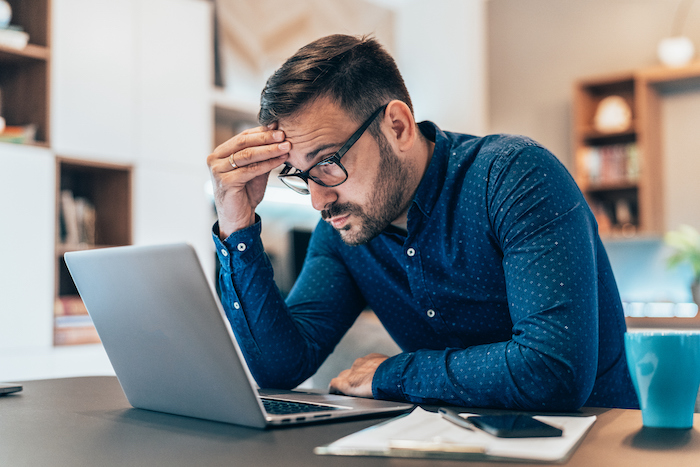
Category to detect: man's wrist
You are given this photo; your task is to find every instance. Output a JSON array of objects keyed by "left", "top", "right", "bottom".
[
  {"left": 372, "top": 352, "right": 412, "bottom": 401},
  {"left": 217, "top": 212, "right": 257, "bottom": 240},
  {"left": 212, "top": 216, "right": 265, "bottom": 272}
]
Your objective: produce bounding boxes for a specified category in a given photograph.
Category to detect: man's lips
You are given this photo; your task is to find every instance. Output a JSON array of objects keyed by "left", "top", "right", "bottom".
[{"left": 328, "top": 214, "right": 349, "bottom": 229}]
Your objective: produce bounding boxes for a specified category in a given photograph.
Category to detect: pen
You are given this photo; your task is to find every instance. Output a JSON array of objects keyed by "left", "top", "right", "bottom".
[{"left": 438, "top": 407, "right": 474, "bottom": 431}]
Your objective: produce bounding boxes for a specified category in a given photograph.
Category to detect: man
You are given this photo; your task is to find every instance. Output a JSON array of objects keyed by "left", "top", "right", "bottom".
[{"left": 206, "top": 34, "right": 638, "bottom": 410}]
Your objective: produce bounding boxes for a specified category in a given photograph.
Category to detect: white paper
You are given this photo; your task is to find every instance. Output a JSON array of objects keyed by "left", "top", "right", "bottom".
[{"left": 316, "top": 407, "right": 596, "bottom": 462}]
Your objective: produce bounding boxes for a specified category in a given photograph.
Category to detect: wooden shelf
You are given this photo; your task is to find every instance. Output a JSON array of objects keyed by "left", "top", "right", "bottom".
[
  {"left": 0, "top": 44, "right": 50, "bottom": 61},
  {"left": 638, "top": 60, "right": 700, "bottom": 83},
  {"left": 54, "top": 158, "right": 133, "bottom": 346},
  {"left": 573, "top": 62, "right": 700, "bottom": 236},
  {"left": 585, "top": 181, "right": 639, "bottom": 192},
  {"left": 0, "top": 0, "right": 51, "bottom": 145},
  {"left": 626, "top": 315, "right": 700, "bottom": 329},
  {"left": 56, "top": 243, "right": 129, "bottom": 258},
  {"left": 578, "top": 125, "right": 637, "bottom": 143}
]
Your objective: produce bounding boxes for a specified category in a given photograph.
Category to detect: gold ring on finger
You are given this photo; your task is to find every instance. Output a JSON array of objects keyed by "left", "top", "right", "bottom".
[{"left": 229, "top": 154, "right": 238, "bottom": 170}]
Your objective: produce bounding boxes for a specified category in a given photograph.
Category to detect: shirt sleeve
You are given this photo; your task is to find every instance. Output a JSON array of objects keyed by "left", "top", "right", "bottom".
[
  {"left": 372, "top": 141, "right": 601, "bottom": 411},
  {"left": 213, "top": 217, "right": 365, "bottom": 389}
]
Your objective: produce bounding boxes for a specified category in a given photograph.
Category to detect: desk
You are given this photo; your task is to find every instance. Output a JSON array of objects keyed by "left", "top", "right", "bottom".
[{"left": 2, "top": 377, "right": 700, "bottom": 466}]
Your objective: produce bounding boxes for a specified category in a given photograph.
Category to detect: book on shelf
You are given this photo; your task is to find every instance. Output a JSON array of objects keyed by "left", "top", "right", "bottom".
[
  {"left": 55, "top": 314, "right": 93, "bottom": 328},
  {"left": 54, "top": 321, "right": 100, "bottom": 346},
  {"left": 54, "top": 301, "right": 100, "bottom": 346},
  {"left": 54, "top": 296, "right": 88, "bottom": 316},
  {"left": 0, "top": 124, "right": 36, "bottom": 144},
  {"left": 0, "top": 25, "right": 29, "bottom": 50},
  {"left": 60, "top": 190, "right": 96, "bottom": 248},
  {"left": 579, "top": 143, "right": 639, "bottom": 187}
]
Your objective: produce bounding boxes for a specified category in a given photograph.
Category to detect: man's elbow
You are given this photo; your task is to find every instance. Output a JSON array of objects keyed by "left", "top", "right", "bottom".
[{"left": 515, "top": 369, "right": 594, "bottom": 412}]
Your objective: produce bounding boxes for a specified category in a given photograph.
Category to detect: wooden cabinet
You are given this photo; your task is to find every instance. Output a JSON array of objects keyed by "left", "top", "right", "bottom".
[
  {"left": 0, "top": 0, "right": 214, "bottom": 353},
  {"left": 0, "top": 0, "right": 51, "bottom": 145},
  {"left": 54, "top": 158, "right": 132, "bottom": 345},
  {"left": 573, "top": 62, "right": 700, "bottom": 238},
  {"left": 574, "top": 73, "right": 653, "bottom": 237}
]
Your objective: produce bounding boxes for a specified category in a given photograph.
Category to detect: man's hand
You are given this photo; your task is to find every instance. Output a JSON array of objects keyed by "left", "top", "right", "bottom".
[
  {"left": 206, "top": 123, "right": 290, "bottom": 238},
  {"left": 328, "top": 353, "right": 388, "bottom": 398}
]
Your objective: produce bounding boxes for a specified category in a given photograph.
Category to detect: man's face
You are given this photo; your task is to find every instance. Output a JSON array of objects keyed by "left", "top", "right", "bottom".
[{"left": 278, "top": 99, "right": 412, "bottom": 245}]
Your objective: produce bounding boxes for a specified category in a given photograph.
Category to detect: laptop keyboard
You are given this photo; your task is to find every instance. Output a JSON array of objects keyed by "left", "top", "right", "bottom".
[{"left": 261, "top": 398, "right": 343, "bottom": 415}]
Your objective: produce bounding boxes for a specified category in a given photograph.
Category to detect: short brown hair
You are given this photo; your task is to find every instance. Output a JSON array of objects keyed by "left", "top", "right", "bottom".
[{"left": 258, "top": 34, "right": 413, "bottom": 132}]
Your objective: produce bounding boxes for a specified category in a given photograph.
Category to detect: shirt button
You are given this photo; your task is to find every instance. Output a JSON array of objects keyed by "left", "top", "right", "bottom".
[
  {"left": 426, "top": 309, "right": 436, "bottom": 318},
  {"left": 220, "top": 248, "right": 229, "bottom": 257},
  {"left": 406, "top": 247, "right": 416, "bottom": 257},
  {"left": 233, "top": 302, "right": 241, "bottom": 309},
  {"left": 237, "top": 242, "right": 247, "bottom": 252}
]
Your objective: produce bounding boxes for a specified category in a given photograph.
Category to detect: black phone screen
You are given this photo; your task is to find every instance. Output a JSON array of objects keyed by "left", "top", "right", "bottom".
[
  {"left": 0, "top": 383, "right": 23, "bottom": 395},
  {"left": 469, "top": 414, "right": 563, "bottom": 438}
]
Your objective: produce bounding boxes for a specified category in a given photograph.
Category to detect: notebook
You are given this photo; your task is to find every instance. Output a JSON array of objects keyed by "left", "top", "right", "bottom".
[{"left": 64, "top": 243, "right": 412, "bottom": 429}]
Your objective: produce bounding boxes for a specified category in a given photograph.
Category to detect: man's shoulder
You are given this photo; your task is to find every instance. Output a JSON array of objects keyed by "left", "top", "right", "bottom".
[
  {"left": 422, "top": 122, "right": 545, "bottom": 163},
  {"left": 448, "top": 132, "right": 544, "bottom": 156},
  {"left": 436, "top": 131, "right": 552, "bottom": 179}
]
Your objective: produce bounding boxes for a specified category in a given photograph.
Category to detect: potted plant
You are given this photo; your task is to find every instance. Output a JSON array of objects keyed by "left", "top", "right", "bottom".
[{"left": 665, "top": 224, "right": 700, "bottom": 305}]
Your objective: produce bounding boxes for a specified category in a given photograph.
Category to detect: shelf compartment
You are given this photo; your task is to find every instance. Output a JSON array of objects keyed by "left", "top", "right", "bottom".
[
  {"left": 54, "top": 157, "right": 132, "bottom": 346},
  {"left": 0, "top": 0, "right": 51, "bottom": 144}
]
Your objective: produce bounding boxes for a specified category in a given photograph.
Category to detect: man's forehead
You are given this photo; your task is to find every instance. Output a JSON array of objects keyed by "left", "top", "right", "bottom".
[{"left": 278, "top": 102, "right": 354, "bottom": 167}]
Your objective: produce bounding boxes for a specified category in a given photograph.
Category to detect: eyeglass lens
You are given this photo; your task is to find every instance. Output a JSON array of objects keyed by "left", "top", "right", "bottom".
[{"left": 280, "top": 174, "right": 311, "bottom": 193}]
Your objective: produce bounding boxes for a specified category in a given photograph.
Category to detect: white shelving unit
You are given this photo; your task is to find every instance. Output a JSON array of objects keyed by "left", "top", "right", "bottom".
[{"left": 1, "top": 0, "right": 216, "bottom": 378}]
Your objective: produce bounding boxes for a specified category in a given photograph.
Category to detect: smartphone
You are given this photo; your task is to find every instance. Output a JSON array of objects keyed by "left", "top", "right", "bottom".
[
  {"left": 469, "top": 414, "right": 563, "bottom": 438},
  {"left": 0, "top": 383, "right": 23, "bottom": 395}
]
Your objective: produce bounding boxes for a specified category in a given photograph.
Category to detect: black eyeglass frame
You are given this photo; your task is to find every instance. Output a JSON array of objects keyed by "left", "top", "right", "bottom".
[{"left": 277, "top": 103, "right": 389, "bottom": 195}]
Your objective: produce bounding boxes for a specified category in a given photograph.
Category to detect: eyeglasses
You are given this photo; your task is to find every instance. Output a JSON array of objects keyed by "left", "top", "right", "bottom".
[{"left": 277, "top": 103, "right": 388, "bottom": 195}]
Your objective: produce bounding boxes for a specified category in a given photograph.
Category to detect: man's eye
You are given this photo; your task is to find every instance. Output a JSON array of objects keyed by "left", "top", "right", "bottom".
[{"left": 316, "top": 154, "right": 339, "bottom": 167}]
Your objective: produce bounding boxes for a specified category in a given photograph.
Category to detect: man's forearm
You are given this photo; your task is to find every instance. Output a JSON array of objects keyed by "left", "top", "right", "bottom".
[
  {"left": 372, "top": 339, "right": 594, "bottom": 411},
  {"left": 213, "top": 221, "right": 321, "bottom": 388}
]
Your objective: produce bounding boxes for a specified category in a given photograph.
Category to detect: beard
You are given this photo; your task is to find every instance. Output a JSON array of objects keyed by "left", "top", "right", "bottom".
[{"left": 321, "top": 131, "right": 412, "bottom": 246}]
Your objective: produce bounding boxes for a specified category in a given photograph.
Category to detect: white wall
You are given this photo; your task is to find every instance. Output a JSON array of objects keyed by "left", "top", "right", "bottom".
[
  {"left": 663, "top": 88, "right": 700, "bottom": 233},
  {"left": 52, "top": 0, "right": 137, "bottom": 162},
  {"left": 393, "top": 0, "right": 487, "bottom": 135},
  {"left": 131, "top": 0, "right": 215, "bottom": 277}
]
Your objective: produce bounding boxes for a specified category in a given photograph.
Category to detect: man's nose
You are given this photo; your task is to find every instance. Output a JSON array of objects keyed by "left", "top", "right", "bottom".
[{"left": 308, "top": 182, "right": 338, "bottom": 212}]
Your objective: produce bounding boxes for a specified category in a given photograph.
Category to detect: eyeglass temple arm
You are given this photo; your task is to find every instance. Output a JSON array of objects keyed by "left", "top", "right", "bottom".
[{"left": 341, "top": 103, "right": 388, "bottom": 151}]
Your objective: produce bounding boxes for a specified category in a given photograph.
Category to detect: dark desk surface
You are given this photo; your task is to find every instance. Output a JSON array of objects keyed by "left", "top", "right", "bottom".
[{"left": 2, "top": 377, "right": 700, "bottom": 466}]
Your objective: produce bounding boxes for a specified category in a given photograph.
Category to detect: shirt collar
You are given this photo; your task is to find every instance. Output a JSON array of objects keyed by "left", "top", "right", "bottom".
[{"left": 411, "top": 121, "right": 451, "bottom": 219}]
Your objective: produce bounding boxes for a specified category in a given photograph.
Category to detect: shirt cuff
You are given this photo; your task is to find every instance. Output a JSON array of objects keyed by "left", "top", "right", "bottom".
[
  {"left": 212, "top": 216, "right": 266, "bottom": 272},
  {"left": 372, "top": 352, "right": 413, "bottom": 401}
]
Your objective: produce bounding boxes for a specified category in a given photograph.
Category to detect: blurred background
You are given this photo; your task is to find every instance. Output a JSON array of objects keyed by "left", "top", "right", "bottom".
[{"left": 2, "top": 0, "right": 700, "bottom": 383}]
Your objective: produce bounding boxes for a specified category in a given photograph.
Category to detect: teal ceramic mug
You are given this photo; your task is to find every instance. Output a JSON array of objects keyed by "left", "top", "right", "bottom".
[{"left": 625, "top": 331, "right": 700, "bottom": 429}]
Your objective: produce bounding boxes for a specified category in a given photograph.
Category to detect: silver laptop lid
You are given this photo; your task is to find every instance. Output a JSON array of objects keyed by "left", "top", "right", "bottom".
[{"left": 65, "top": 243, "right": 270, "bottom": 428}]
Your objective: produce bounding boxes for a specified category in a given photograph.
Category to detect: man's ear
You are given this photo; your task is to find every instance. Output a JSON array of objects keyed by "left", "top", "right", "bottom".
[{"left": 384, "top": 100, "right": 416, "bottom": 153}]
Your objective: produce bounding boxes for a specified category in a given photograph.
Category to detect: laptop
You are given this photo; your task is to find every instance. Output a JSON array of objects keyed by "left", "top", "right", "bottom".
[{"left": 64, "top": 243, "right": 412, "bottom": 429}]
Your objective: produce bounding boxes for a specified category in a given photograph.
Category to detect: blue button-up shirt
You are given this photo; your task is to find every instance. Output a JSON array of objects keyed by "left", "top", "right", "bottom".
[{"left": 213, "top": 122, "right": 638, "bottom": 411}]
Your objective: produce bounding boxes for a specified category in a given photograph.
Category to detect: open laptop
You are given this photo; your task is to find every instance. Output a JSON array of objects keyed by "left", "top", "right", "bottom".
[{"left": 64, "top": 243, "right": 412, "bottom": 429}]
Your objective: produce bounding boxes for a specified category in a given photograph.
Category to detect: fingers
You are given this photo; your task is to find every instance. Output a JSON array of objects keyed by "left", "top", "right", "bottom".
[
  {"left": 208, "top": 126, "right": 288, "bottom": 173},
  {"left": 328, "top": 370, "right": 353, "bottom": 396},
  {"left": 327, "top": 354, "right": 389, "bottom": 398},
  {"left": 232, "top": 138, "right": 290, "bottom": 172},
  {"left": 206, "top": 124, "right": 290, "bottom": 236}
]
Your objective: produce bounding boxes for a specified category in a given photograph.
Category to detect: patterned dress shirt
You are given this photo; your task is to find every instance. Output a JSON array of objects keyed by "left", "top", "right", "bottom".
[{"left": 212, "top": 121, "right": 638, "bottom": 410}]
